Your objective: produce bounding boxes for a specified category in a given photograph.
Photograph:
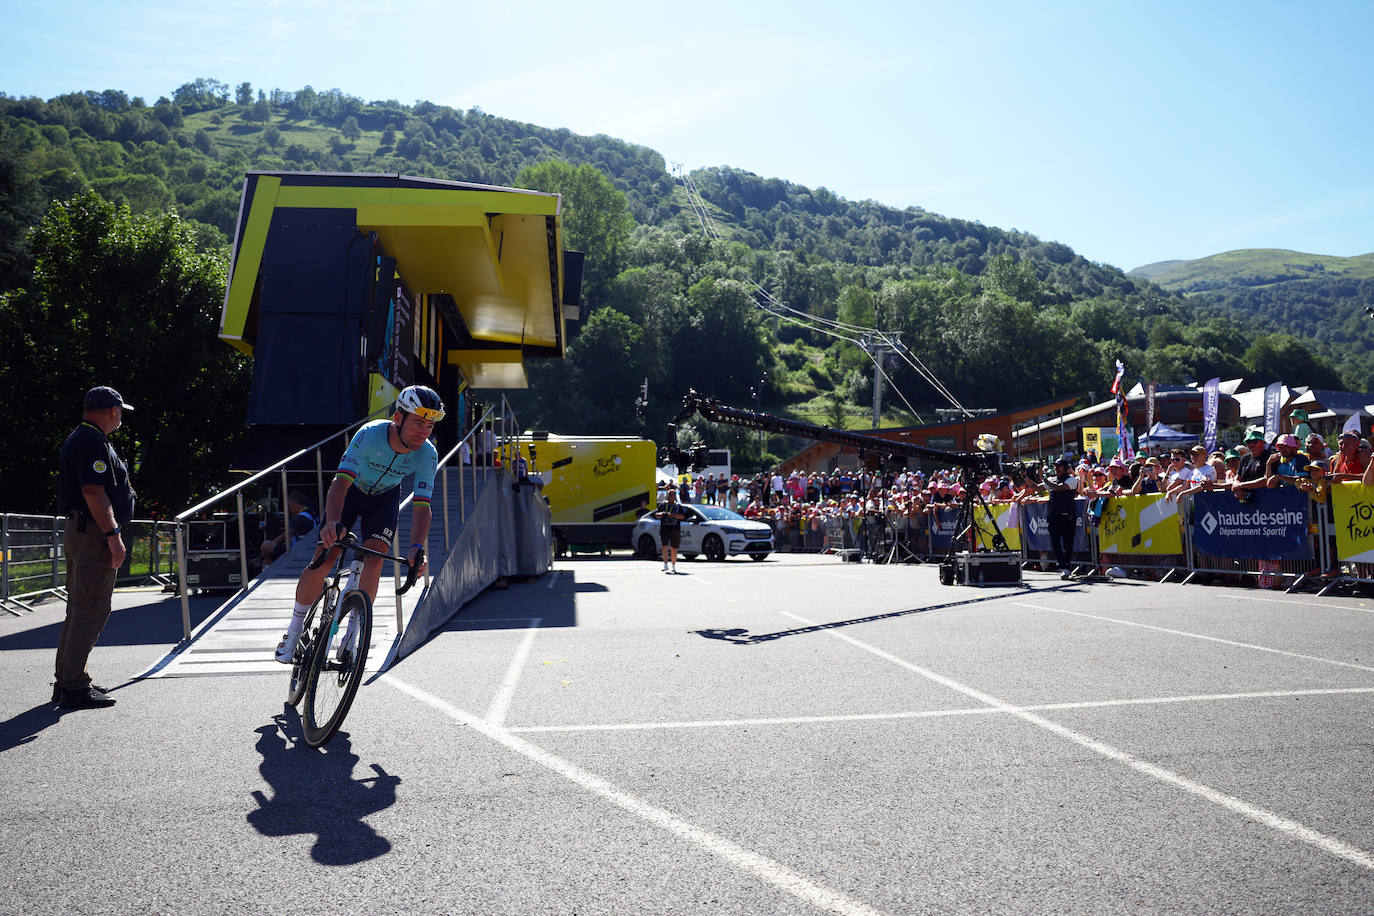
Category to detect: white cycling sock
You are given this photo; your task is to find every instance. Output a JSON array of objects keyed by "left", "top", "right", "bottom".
[{"left": 288, "top": 600, "right": 310, "bottom": 632}]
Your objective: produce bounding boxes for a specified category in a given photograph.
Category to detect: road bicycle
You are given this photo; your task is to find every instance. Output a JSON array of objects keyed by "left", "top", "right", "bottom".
[{"left": 287, "top": 529, "right": 423, "bottom": 748}]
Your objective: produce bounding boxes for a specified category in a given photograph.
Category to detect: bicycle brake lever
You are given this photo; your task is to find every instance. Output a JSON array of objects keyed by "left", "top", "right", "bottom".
[{"left": 396, "top": 548, "right": 425, "bottom": 595}]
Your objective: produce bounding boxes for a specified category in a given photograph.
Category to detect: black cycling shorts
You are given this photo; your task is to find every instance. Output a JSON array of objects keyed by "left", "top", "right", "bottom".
[
  {"left": 660, "top": 526, "right": 681, "bottom": 549},
  {"left": 339, "top": 485, "right": 401, "bottom": 547}
]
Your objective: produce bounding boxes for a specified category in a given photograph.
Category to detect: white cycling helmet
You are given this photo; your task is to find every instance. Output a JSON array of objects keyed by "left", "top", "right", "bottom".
[{"left": 396, "top": 385, "right": 445, "bottom": 421}]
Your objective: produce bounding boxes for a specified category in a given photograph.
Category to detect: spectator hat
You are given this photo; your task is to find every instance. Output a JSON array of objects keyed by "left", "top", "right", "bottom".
[
  {"left": 1339, "top": 429, "right": 1360, "bottom": 440},
  {"left": 1277, "top": 434, "right": 1300, "bottom": 448},
  {"left": 1190, "top": 444, "right": 1207, "bottom": 453},
  {"left": 84, "top": 386, "right": 134, "bottom": 410},
  {"left": 1108, "top": 457, "right": 1127, "bottom": 469},
  {"left": 1308, "top": 459, "right": 1328, "bottom": 471},
  {"left": 1291, "top": 408, "right": 1309, "bottom": 420},
  {"left": 1244, "top": 430, "right": 1265, "bottom": 442},
  {"left": 1144, "top": 457, "right": 1160, "bottom": 467}
]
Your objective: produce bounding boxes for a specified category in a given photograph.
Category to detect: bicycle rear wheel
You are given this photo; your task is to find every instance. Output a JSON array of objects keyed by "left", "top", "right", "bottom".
[
  {"left": 285, "top": 594, "right": 325, "bottom": 708},
  {"left": 301, "top": 590, "right": 372, "bottom": 748}
]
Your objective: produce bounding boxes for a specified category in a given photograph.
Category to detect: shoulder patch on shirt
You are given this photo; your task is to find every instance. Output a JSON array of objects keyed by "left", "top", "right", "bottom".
[{"left": 92, "top": 459, "right": 108, "bottom": 474}]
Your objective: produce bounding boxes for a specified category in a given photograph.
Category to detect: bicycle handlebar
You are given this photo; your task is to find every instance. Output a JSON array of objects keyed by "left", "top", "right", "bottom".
[{"left": 307, "top": 529, "right": 426, "bottom": 595}]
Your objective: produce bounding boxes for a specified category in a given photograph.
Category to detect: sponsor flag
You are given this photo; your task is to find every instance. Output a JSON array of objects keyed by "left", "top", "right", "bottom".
[
  {"left": 1342, "top": 412, "right": 1363, "bottom": 437},
  {"left": 1110, "top": 359, "right": 1125, "bottom": 396},
  {"left": 1145, "top": 382, "right": 1157, "bottom": 438},
  {"left": 1263, "top": 382, "right": 1283, "bottom": 443},
  {"left": 1202, "top": 377, "right": 1220, "bottom": 453},
  {"left": 1116, "top": 393, "right": 1134, "bottom": 460}
]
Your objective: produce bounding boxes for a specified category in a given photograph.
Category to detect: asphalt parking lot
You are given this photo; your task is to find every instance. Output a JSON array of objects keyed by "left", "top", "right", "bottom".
[{"left": 2, "top": 554, "right": 1371, "bottom": 914}]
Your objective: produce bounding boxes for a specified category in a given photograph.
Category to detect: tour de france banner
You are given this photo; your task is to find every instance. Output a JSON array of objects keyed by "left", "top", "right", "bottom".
[
  {"left": 1097, "top": 493, "right": 1184, "bottom": 555},
  {"left": 1020, "top": 499, "right": 1089, "bottom": 554},
  {"left": 974, "top": 502, "right": 1022, "bottom": 551},
  {"left": 1332, "top": 481, "right": 1374, "bottom": 562},
  {"left": 1191, "top": 488, "right": 1310, "bottom": 561},
  {"left": 928, "top": 505, "right": 962, "bottom": 551}
]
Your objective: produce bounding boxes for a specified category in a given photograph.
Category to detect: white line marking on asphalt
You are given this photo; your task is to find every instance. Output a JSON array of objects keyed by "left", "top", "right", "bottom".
[
  {"left": 1210, "top": 592, "right": 1374, "bottom": 614},
  {"left": 384, "top": 674, "right": 885, "bottom": 916},
  {"left": 781, "top": 611, "right": 1374, "bottom": 872},
  {"left": 486, "top": 618, "right": 543, "bottom": 726},
  {"left": 1012, "top": 603, "right": 1374, "bottom": 673},
  {"left": 820, "top": 572, "right": 868, "bottom": 582},
  {"left": 675, "top": 573, "right": 712, "bottom": 586},
  {"left": 508, "top": 688, "right": 1374, "bottom": 734}
]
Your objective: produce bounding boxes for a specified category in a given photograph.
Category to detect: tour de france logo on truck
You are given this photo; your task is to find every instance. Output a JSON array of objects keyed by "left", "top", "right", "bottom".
[{"left": 593, "top": 455, "right": 622, "bottom": 477}]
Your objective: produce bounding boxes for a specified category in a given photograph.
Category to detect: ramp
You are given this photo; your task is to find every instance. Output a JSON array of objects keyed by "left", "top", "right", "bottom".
[{"left": 140, "top": 472, "right": 495, "bottom": 679}]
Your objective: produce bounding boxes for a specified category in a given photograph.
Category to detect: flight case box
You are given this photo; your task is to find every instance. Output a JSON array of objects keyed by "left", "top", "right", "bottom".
[
  {"left": 954, "top": 551, "right": 1022, "bottom": 586},
  {"left": 184, "top": 551, "right": 246, "bottom": 590}
]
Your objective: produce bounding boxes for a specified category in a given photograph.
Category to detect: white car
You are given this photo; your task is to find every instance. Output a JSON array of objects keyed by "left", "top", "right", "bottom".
[{"left": 632, "top": 503, "right": 774, "bottom": 562}]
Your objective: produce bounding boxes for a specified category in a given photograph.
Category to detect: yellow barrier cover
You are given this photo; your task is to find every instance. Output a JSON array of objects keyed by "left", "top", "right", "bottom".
[
  {"left": 1099, "top": 493, "right": 1183, "bottom": 555},
  {"left": 1332, "top": 481, "right": 1374, "bottom": 562}
]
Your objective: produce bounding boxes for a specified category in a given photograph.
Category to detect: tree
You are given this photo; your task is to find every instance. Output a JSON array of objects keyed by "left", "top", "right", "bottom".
[
  {"left": 235, "top": 82, "right": 253, "bottom": 105},
  {"left": 0, "top": 193, "right": 251, "bottom": 514},
  {"left": 246, "top": 90, "right": 271, "bottom": 123},
  {"left": 1243, "top": 333, "right": 1344, "bottom": 389},
  {"left": 340, "top": 115, "right": 361, "bottom": 141},
  {"left": 516, "top": 160, "right": 634, "bottom": 307}
]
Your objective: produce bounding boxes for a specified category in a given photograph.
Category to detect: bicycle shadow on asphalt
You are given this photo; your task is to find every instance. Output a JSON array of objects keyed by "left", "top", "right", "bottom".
[
  {"left": 693, "top": 581, "right": 1083, "bottom": 646},
  {"left": 247, "top": 706, "right": 400, "bottom": 866}
]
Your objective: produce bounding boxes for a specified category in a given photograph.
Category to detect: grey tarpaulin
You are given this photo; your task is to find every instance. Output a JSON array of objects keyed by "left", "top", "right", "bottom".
[{"left": 394, "top": 470, "right": 552, "bottom": 662}]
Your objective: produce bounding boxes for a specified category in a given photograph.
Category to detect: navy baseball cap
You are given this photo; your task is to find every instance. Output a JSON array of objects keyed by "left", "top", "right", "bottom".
[{"left": 84, "top": 386, "right": 134, "bottom": 410}]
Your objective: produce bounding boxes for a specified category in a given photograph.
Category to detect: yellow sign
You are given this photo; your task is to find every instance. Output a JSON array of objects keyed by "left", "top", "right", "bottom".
[
  {"left": 1332, "top": 481, "right": 1374, "bottom": 562},
  {"left": 1097, "top": 493, "right": 1182, "bottom": 555},
  {"left": 974, "top": 503, "right": 1022, "bottom": 551}
]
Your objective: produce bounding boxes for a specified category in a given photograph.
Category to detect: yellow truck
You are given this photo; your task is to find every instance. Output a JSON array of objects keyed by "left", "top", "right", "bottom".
[{"left": 516, "top": 434, "right": 658, "bottom": 556}]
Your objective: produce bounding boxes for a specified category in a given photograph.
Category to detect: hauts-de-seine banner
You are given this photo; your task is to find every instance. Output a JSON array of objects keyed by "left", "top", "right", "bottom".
[
  {"left": 1333, "top": 482, "right": 1374, "bottom": 562},
  {"left": 1021, "top": 500, "right": 1090, "bottom": 554},
  {"left": 1097, "top": 493, "right": 1183, "bottom": 555},
  {"left": 1191, "top": 488, "right": 1310, "bottom": 561}
]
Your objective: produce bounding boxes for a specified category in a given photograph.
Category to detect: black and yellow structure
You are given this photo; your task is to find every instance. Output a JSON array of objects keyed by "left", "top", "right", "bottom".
[{"left": 220, "top": 171, "right": 582, "bottom": 461}]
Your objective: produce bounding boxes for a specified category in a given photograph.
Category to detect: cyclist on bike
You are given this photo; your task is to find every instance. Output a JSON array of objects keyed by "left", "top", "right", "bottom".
[{"left": 276, "top": 385, "right": 443, "bottom": 663}]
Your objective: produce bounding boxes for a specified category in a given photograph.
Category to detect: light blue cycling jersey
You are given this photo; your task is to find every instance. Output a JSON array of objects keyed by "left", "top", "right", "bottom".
[{"left": 335, "top": 420, "right": 438, "bottom": 505}]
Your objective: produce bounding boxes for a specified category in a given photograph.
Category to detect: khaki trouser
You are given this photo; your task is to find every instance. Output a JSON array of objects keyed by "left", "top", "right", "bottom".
[{"left": 54, "top": 519, "right": 116, "bottom": 691}]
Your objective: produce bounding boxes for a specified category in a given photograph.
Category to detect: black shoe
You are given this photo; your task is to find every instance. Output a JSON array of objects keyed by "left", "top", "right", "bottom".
[
  {"left": 52, "top": 683, "right": 108, "bottom": 703},
  {"left": 58, "top": 687, "right": 116, "bottom": 709}
]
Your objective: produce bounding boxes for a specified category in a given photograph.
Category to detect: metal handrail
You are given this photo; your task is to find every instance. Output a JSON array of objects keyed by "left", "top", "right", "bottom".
[
  {"left": 172, "top": 406, "right": 393, "bottom": 639},
  {"left": 169, "top": 395, "right": 522, "bottom": 642}
]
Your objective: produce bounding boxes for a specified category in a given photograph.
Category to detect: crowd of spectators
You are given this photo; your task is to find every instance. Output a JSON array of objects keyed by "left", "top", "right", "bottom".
[
  {"left": 669, "top": 428, "right": 1367, "bottom": 525},
  {"left": 667, "top": 427, "right": 1367, "bottom": 574}
]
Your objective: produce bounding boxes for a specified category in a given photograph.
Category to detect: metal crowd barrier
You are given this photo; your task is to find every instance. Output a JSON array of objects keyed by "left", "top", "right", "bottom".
[
  {"left": 1, "top": 513, "right": 176, "bottom": 615},
  {"left": 755, "top": 488, "right": 1347, "bottom": 595}
]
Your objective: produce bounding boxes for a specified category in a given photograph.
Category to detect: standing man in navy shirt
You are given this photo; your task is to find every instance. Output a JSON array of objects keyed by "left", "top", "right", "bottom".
[{"left": 54, "top": 386, "right": 137, "bottom": 709}]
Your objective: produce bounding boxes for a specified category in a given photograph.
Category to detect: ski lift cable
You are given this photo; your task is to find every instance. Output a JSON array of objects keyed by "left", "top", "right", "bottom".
[
  {"left": 671, "top": 167, "right": 965, "bottom": 416},
  {"left": 862, "top": 347, "right": 927, "bottom": 425}
]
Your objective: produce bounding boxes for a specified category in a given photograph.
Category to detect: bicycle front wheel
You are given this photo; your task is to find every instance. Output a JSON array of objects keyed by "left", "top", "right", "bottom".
[{"left": 301, "top": 590, "right": 372, "bottom": 748}]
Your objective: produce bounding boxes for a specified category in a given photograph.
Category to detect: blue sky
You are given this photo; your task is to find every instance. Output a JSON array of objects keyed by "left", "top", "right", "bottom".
[{"left": 3, "top": 0, "right": 1371, "bottom": 271}]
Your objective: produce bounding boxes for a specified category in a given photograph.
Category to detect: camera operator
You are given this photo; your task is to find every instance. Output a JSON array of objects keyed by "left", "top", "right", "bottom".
[
  {"left": 654, "top": 485, "right": 689, "bottom": 574},
  {"left": 1043, "top": 456, "right": 1079, "bottom": 580}
]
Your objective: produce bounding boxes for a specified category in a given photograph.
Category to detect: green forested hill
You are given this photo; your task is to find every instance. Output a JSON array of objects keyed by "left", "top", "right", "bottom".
[
  {"left": 1128, "top": 249, "right": 1374, "bottom": 391},
  {"left": 0, "top": 79, "right": 1360, "bottom": 480},
  {"left": 1131, "top": 249, "right": 1374, "bottom": 289}
]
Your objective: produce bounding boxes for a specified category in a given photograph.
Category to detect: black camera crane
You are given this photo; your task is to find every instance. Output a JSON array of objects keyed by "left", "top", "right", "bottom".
[{"left": 662, "top": 390, "right": 1030, "bottom": 555}]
